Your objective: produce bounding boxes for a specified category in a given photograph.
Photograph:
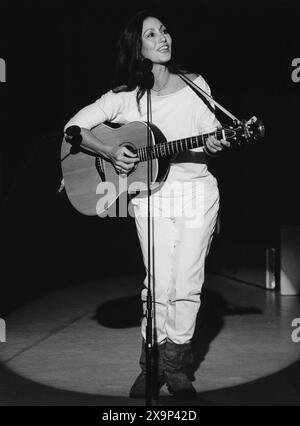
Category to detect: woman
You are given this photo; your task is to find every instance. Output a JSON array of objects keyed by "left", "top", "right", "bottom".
[{"left": 65, "top": 10, "right": 229, "bottom": 399}]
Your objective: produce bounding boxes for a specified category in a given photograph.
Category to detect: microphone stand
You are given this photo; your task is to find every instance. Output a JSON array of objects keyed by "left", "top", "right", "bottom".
[{"left": 141, "top": 59, "right": 155, "bottom": 407}]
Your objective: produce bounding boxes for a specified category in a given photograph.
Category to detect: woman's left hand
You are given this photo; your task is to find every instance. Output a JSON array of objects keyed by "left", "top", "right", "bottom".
[{"left": 205, "top": 135, "right": 231, "bottom": 154}]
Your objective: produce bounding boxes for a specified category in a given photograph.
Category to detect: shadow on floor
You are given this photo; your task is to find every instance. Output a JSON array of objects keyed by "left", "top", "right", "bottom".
[
  {"left": 1, "top": 286, "right": 299, "bottom": 406},
  {"left": 191, "top": 288, "right": 262, "bottom": 373},
  {"left": 92, "top": 294, "right": 142, "bottom": 328},
  {"left": 93, "top": 286, "right": 262, "bottom": 376}
]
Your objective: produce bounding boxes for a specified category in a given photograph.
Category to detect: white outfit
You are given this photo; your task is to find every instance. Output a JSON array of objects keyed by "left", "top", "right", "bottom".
[{"left": 65, "top": 75, "right": 220, "bottom": 344}]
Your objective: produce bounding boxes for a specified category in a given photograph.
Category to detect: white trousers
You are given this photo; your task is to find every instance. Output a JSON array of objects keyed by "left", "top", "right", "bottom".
[{"left": 132, "top": 176, "right": 219, "bottom": 345}]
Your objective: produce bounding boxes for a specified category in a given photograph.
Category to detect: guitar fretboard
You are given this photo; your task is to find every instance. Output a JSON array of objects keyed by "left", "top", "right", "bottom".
[{"left": 135, "top": 128, "right": 236, "bottom": 161}]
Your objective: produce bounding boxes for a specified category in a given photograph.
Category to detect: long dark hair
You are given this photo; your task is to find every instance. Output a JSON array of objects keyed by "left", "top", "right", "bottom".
[{"left": 112, "top": 10, "right": 186, "bottom": 111}]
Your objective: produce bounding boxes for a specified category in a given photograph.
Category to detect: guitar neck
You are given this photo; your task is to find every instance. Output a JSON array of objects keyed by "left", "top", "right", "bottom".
[{"left": 135, "top": 128, "right": 235, "bottom": 161}]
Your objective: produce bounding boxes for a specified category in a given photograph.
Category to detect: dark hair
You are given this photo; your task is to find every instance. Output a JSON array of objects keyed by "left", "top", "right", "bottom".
[{"left": 112, "top": 10, "right": 185, "bottom": 111}]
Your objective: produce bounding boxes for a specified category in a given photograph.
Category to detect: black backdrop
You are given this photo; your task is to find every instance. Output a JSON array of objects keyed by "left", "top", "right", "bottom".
[{"left": 0, "top": 0, "right": 299, "bottom": 312}]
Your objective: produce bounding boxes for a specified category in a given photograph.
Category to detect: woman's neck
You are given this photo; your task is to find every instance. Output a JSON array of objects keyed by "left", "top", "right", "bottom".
[{"left": 151, "top": 64, "right": 171, "bottom": 91}]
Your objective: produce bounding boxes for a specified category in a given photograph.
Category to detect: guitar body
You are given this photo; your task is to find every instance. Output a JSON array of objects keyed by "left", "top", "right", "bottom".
[
  {"left": 61, "top": 116, "right": 264, "bottom": 216},
  {"left": 61, "top": 121, "right": 170, "bottom": 216}
]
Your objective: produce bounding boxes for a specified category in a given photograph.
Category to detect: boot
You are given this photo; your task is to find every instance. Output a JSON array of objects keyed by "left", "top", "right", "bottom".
[
  {"left": 129, "top": 341, "right": 166, "bottom": 398},
  {"left": 165, "top": 340, "right": 197, "bottom": 399}
]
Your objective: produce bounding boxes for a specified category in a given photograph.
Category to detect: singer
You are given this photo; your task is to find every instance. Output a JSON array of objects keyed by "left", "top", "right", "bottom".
[{"left": 64, "top": 9, "right": 230, "bottom": 400}]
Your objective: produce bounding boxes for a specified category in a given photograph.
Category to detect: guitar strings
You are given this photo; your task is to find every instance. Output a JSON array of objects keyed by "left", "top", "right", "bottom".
[{"left": 135, "top": 128, "right": 236, "bottom": 162}]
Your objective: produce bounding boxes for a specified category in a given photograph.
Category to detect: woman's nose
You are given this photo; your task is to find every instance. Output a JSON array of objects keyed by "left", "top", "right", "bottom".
[{"left": 159, "top": 32, "right": 167, "bottom": 42}]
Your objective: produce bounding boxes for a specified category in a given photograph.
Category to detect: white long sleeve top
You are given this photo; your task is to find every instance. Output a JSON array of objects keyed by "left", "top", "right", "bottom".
[{"left": 65, "top": 75, "right": 220, "bottom": 185}]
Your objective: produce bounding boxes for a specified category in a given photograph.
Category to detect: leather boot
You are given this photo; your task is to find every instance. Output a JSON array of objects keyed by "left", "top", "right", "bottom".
[
  {"left": 129, "top": 341, "right": 166, "bottom": 398},
  {"left": 165, "top": 340, "right": 197, "bottom": 399}
]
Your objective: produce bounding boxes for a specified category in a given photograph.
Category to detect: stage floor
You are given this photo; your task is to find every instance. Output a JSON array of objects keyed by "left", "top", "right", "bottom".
[{"left": 0, "top": 274, "right": 300, "bottom": 406}]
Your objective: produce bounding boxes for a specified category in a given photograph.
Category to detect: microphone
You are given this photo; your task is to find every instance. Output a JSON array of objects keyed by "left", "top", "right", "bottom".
[
  {"left": 65, "top": 125, "right": 81, "bottom": 138},
  {"left": 65, "top": 125, "right": 82, "bottom": 154}
]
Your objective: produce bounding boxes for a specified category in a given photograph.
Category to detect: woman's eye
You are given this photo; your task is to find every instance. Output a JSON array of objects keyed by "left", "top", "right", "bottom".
[{"left": 147, "top": 32, "right": 154, "bottom": 38}]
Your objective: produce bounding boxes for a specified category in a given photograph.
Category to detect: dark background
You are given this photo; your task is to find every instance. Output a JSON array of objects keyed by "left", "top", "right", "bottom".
[{"left": 0, "top": 0, "right": 299, "bottom": 313}]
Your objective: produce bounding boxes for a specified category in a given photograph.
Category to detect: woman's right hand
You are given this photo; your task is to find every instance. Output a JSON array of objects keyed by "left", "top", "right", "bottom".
[
  {"left": 107, "top": 145, "right": 139, "bottom": 174},
  {"left": 69, "top": 127, "right": 139, "bottom": 174}
]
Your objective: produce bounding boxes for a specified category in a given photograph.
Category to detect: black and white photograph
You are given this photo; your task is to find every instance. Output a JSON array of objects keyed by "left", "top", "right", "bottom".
[{"left": 0, "top": 0, "right": 300, "bottom": 411}]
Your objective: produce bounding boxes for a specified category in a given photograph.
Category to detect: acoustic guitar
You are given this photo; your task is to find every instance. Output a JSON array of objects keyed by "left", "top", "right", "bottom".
[{"left": 61, "top": 117, "right": 264, "bottom": 216}]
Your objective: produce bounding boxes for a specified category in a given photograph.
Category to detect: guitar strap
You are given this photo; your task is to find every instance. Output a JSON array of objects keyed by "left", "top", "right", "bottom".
[{"left": 178, "top": 73, "right": 241, "bottom": 124}]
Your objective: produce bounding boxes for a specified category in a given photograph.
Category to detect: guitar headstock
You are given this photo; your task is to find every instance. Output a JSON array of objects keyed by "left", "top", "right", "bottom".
[{"left": 232, "top": 116, "right": 265, "bottom": 146}]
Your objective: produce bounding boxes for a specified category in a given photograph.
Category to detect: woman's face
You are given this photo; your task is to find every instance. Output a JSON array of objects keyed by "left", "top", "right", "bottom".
[{"left": 141, "top": 17, "right": 172, "bottom": 64}]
